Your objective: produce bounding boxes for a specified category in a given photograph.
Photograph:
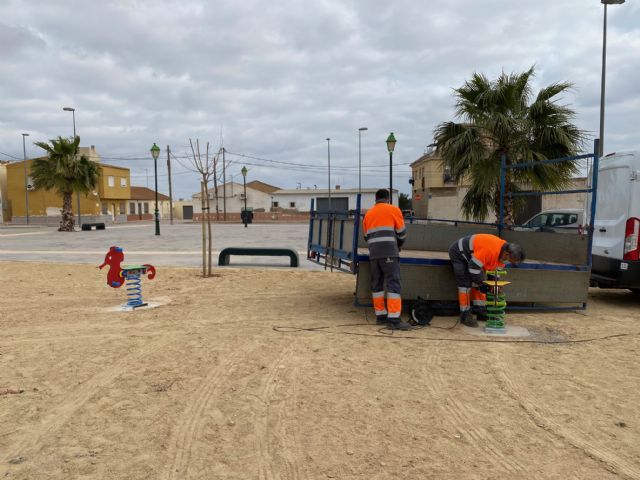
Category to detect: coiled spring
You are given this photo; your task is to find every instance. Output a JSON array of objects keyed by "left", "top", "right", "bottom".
[
  {"left": 485, "top": 269, "right": 507, "bottom": 332},
  {"left": 125, "top": 271, "right": 144, "bottom": 307}
]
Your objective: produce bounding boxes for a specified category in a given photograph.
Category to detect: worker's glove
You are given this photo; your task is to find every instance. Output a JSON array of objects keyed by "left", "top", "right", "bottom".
[{"left": 477, "top": 283, "right": 491, "bottom": 294}]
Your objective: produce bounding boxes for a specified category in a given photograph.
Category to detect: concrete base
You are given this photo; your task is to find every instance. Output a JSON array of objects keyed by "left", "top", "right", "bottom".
[
  {"left": 106, "top": 301, "right": 163, "bottom": 312},
  {"left": 461, "top": 324, "right": 531, "bottom": 338}
]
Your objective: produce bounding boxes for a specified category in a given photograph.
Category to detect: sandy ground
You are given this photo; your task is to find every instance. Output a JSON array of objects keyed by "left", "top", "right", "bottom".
[{"left": 1, "top": 261, "right": 640, "bottom": 480}]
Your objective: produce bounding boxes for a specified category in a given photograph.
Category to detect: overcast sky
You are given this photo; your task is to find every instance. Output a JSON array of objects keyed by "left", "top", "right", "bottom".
[{"left": 1, "top": 0, "right": 638, "bottom": 199}]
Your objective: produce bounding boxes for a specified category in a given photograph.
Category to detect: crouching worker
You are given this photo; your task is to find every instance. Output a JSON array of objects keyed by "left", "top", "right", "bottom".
[
  {"left": 448, "top": 234, "right": 525, "bottom": 327},
  {"left": 363, "top": 189, "right": 411, "bottom": 331}
]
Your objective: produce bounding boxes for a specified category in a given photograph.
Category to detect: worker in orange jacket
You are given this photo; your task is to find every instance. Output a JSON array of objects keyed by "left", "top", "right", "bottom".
[
  {"left": 363, "top": 189, "right": 411, "bottom": 330},
  {"left": 448, "top": 234, "right": 525, "bottom": 327}
]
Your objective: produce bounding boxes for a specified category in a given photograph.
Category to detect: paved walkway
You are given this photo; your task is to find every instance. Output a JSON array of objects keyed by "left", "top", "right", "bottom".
[{"left": 0, "top": 222, "right": 327, "bottom": 270}]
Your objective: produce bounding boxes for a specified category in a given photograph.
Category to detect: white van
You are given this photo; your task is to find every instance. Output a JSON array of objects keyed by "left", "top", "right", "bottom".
[
  {"left": 589, "top": 150, "right": 640, "bottom": 292},
  {"left": 516, "top": 209, "right": 583, "bottom": 233}
]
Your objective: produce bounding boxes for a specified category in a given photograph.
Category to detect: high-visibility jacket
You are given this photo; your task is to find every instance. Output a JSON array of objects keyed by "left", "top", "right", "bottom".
[
  {"left": 456, "top": 234, "right": 506, "bottom": 284},
  {"left": 363, "top": 201, "right": 406, "bottom": 259}
]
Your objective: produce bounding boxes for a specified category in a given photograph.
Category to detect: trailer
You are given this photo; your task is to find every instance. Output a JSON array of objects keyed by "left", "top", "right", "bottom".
[{"left": 307, "top": 143, "right": 600, "bottom": 313}]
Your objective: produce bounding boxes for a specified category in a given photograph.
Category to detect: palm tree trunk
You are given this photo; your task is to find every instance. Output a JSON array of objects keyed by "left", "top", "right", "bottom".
[{"left": 60, "top": 192, "right": 75, "bottom": 232}]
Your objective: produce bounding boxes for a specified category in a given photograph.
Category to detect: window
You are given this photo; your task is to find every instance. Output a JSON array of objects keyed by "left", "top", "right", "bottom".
[
  {"left": 527, "top": 214, "right": 547, "bottom": 228},
  {"left": 119, "top": 202, "right": 126, "bottom": 214},
  {"left": 120, "top": 177, "right": 127, "bottom": 187},
  {"left": 108, "top": 176, "right": 115, "bottom": 187},
  {"left": 129, "top": 202, "right": 136, "bottom": 214},
  {"left": 289, "top": 202, "right": 296, "bottom": 208},
  {"left": 273, "top": 201, "right": 279, "bottom": 208},
  {"left": 144, "top": 202, "right": 149, "bottom": 214}
]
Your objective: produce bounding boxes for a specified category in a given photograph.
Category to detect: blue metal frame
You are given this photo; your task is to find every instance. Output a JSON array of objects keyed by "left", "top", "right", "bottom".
[{"left": 499, "top": 139, "right": 600, "bottom": 268}]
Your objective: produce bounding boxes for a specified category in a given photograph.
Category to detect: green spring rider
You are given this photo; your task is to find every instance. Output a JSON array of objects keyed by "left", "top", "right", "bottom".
[{"left": 484, "top": 269, "right": 509, "bottom": 334}]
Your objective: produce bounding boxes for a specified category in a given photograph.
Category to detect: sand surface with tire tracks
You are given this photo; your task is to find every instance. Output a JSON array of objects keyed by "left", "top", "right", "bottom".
[{"left": 1, "top": 261, "right": 640, "bottom": 479}]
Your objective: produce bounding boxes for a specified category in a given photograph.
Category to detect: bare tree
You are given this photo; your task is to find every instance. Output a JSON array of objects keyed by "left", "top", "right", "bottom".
[{"left": 174, "top": 138, "right": 221, "bottom": 277}]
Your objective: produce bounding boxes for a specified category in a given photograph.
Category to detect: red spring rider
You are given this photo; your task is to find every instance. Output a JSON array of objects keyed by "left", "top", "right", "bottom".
[{"left": 99, "top": 246, "right": 156, "bottom": 309}]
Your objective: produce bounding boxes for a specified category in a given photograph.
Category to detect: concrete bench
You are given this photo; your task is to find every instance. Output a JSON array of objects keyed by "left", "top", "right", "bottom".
[
  {"left": 218, "top": 247, "right": 299, "bottom": 267},
  {"left": 81, "top": 223, "right": 106, "bottom": 231}
]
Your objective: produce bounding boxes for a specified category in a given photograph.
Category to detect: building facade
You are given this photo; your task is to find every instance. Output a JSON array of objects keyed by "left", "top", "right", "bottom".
[
  {"left": 127, "top": 186, "right": 171, "bottom": 221},
  {"left": 4, "top": 146, "right": 131, "bottom": 224}
]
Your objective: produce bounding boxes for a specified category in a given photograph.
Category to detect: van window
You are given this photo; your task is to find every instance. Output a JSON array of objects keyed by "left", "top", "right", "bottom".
[{"left": 528, "top": 214, "right": 547, "bottom": 228}]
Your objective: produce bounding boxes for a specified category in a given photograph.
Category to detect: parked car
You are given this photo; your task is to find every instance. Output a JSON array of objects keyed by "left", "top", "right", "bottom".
[
  {"left": 587, "top": 150, "right": 640, "bottom": 292},
  {"left": 514, "top": 209, "right": 583, "bottom": 233}
]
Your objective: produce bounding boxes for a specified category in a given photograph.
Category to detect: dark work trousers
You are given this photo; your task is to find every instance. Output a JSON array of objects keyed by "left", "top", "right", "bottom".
[
  {"left": 448, "top": 244, "right": 472, "bottom": 287},
  {"left": 370, "top": 256, "right": 402, "bottom": 319}
]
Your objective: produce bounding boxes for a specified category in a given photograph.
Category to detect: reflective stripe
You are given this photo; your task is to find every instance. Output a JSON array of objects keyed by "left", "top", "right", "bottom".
[
  {"left": 458, "top": 287, "right": 470, "bottom": 294},
  {"left": 372, "top": 291, "right": 385, "bottom": 298},
  {"left": 472, "top": 300, "right": 486, "bottom": 306},
  {"left": 468, "top": 268, "right": 482, "bottom": 275},
  {"left": 387, "top": 292, "right": 401, "bottom": 299},
  {"left": 375, "top": 308, "right": 388, "bottom": 315},
  {"left": 367, "top": 226, "right": 395, "bottom": 234},
  {"left": 460, "top": 305, "right": 471, "bottom": 312},
  {"left": 458, "top": 238, "right": 464, "bottom": 251},
  {"left": 387, "top": 312, "right": 401, "bottom": 319},
  {"left": 367, "top": 237, "right": 397, "bottom": 244},
  {"left": 469, "top": 235, "right": 475, "bottom": 251},
  {"left": 395, "top": 227, "right": 406, "bottom": 235},
  {"left": 471, "top": 255, "right": 484, "bottom": 268}
]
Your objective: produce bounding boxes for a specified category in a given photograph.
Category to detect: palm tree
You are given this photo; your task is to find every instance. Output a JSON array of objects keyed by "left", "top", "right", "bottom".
[
  {"left": 434, "top": 67, "right": 586, "bottom": 224},
  {"left": 32, "top": 136, "right": 99, "bottom": 231}
]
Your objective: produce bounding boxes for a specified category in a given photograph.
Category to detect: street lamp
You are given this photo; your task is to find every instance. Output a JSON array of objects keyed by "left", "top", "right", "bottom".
[
  {"left": 241, "top": 165, "right": 248, "bottom": 227},
  {"left": 62, "top": 107, "right": 76, "bottom": 138},
  {"left": 599, "top": 0, "right": 625, "bottom": 157},
  {"left": 63, "top": 107, "right": 81, "bottom": 227},
  {"left": 21, "top": 133, "right": 30, "bottom": 225},
  {"left": 386, "top": 132, "right": 396, "bottom": 204},
  {"left": 150, "top": 143, "right": 161, "bottom": 235},
  {"left": 326, "top": 138, "right": 331, "bottom": 214},
  {"left": 358, "top": 127, "right": 368, "bottom": 196}
]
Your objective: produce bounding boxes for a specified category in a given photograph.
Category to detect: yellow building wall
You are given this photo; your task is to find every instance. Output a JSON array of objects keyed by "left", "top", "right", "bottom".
[{"left": 5, "top": 159, "right": 130, "bottom": 220}]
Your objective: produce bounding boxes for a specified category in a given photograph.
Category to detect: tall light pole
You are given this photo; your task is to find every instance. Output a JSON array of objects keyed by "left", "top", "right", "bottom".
[
  {"left": 386, "top": 132, "right": 396, "bottom": 204},
  {"left": 63, "top": 107, "right": 81, "bottom": 227},
  {"left": 21, "top": 133, "right": 30, "bottom": 225},
  {"left": 241, "top": 165, "right": 248, "bottom": 228},
  {"left": 358, "top": 127, "right": 368, "bottom": 196},
  {"left": 599, "top": 0, "right": 625, "bottom": 157},
  {"left": 326, "top": 138, "right": 331, "bottom": 214},
  {"left": 150, "top": 143, "right": 161, "bottom": 235},
  {"left": 63, "top": 107, "right": 76, "bottom": 137}
]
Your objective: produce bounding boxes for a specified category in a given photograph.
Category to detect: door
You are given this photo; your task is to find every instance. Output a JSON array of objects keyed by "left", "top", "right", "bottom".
[
  {"left": 183, "top": 205, "right": 193, "bottom": 220},
  {"left": 593, "top": 165, "right": 631, "bottom": 259}
]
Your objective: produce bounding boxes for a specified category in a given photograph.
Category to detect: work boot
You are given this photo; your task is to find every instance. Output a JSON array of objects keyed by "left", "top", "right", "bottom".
[
  {"left": 474, "top": 308, "right": 489, "bottom": 322},
  {"left": 460, "top": 310, "right": 478, "bottom": 328},
  {"left": 376, "top": 314, "right": 388, "bottom": 325},
  {"left": 388, "top": 317, "right": 411, "bottom": 331}
]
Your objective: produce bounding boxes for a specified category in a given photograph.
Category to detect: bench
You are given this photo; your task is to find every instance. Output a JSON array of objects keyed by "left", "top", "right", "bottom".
[
  {"left": 218, "top": 247, "right": 299, "bottom": 267},
  {"left": 81, "top": 223, "right": 106, "bottom": 231}
]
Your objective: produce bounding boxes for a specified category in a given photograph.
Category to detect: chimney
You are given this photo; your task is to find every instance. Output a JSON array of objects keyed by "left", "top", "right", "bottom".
[
  {"left": 91, "top": 145, "right": 95, "bottom": 151},
  {"left": 335, "top": 185, "right": 340, "bottom": 190}
]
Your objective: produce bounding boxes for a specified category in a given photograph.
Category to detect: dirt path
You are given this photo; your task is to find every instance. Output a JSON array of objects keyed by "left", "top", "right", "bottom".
[{"left": 1, "top": 262, "right": 639, "bottom": 479}]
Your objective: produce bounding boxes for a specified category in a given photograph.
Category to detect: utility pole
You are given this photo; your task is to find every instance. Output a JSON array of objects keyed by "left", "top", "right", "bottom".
[
  {"left": 222, "top": 147, "right": 227, "bottom": 221},
  {"left": 167, "top": 145, "right": 173, "bottom": 225}
]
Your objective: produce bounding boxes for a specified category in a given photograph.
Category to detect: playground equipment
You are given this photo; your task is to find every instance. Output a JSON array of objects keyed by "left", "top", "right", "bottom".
[
  {"left": 99, "top": 246, "right": 156, "bottom": 310},
  {"left": 484, "top": 270, "right": 509, "bottom": 334}
]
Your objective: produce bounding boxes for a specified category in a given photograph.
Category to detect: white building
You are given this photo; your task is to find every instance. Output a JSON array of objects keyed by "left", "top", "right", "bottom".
[
  {"left": 192, "top": 180, "right": 279, "bottom": 214},
  {"left": 271, "top": 187, "right": 398, "bottom": 213}
]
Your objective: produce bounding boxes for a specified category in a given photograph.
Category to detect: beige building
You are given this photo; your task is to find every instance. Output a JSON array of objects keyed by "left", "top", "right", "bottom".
[
  {"left": 410, "top": 146, "right": 587, "bottom": 223},
  {"left": 4, "top": 146, "right": 131, "bottom": 224},
  {"left": 127, "top": 186, "right": 171, "bottom": 220}
]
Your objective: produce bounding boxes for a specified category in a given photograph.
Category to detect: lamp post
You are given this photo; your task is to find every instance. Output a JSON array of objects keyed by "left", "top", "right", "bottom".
[
  {"left": 21, "top": 133, "right": 30, "bottom": 225},
  {"left": 599, "top": 0, "right": 625, "bottom": 157},
  {"left": 326, "top": 138, "right": 331, "bottom": 214},
  {"left": 150, "top": 143, "right": 161, "bottom": 235},
  {"left": 63, "top": 107, "right": 82, "bottom": 227},
  {"left": 358, "top": 127, "right": 368, "bottom": 196},
  {"left": 241, "top": 165, "right": 248, "bottom": 227},
  {"left": 63, "top": 107, "right": 76, "bottom": 137},
  {"left": 386, "top": 132, "right": 396, "bottom": 204}
]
